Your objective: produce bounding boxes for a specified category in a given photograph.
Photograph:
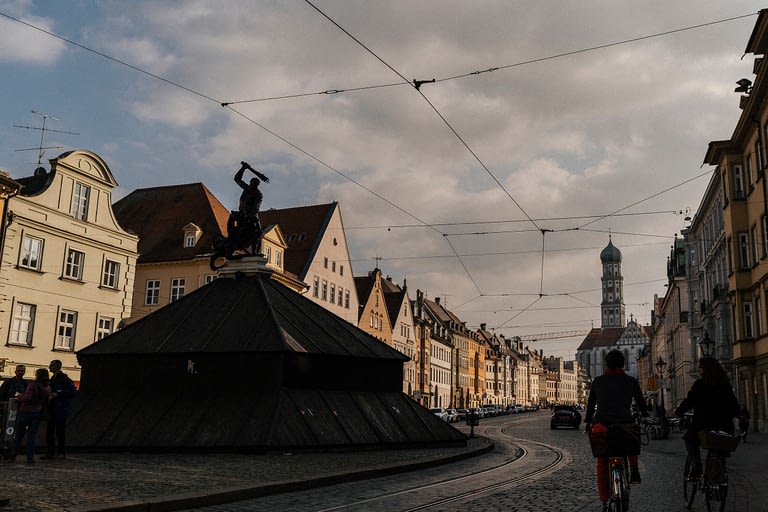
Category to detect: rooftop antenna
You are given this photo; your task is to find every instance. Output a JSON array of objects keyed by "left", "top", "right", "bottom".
[{"left": 13, "top": 110, "right": 79, "bottom": 168}]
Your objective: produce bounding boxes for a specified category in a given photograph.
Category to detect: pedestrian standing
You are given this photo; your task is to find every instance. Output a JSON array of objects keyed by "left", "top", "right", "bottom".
[
  {"left": 738, "top": 405, "right": 750, "bottom": 443},
  {"left": 0, "top": 365, "right": 30, "bottom": 402},
  {"left": 41, "top": 360, "right": 76, "bottom": 459},
  {"left": 12, "top": 368, "right": 50, "bottom": 463}
]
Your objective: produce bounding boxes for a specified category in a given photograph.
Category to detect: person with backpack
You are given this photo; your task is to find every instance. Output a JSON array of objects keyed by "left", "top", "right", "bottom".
[
  {"left": 41, "top": 360, "right": 76, "bottom": 460},
  {"left": 12, "top": 368, "right": 50, "bottom": 463}
]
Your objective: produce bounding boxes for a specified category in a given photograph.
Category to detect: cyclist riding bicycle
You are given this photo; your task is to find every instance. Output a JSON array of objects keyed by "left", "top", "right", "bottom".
[
  {"left": 673, "top": 356, "right": 739, "bottom": 479},
  {"left": 585, "top": 349, "right": 648, "bottom": 511}
]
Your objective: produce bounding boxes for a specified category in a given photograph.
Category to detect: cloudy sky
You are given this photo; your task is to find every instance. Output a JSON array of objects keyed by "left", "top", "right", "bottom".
[{"left": 0, "top": 1, "right": 764, "bottom": 357}]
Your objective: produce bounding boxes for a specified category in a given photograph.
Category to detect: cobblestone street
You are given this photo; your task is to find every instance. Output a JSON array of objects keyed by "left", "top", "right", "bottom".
[{"left": 0, "top": 412, "right": 764, "bottom": 512}]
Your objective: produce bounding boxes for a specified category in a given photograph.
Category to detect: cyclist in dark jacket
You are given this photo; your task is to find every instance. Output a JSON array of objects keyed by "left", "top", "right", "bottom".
[
  {"left": 674, "top": 356, "right": 739, "bottom": 478},
  {"left": 585, "top": 350, "right": 648, "bottom": 511}
]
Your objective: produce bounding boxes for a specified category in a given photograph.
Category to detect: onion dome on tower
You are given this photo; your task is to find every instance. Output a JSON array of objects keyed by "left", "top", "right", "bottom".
[{"left": 600, "top": 238, "right": 622, "bottom": 263}]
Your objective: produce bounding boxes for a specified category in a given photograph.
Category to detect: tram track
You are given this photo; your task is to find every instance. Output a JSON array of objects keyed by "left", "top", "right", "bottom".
[{"left": 313, "top": 421, "right": 565, "bottom": 512}]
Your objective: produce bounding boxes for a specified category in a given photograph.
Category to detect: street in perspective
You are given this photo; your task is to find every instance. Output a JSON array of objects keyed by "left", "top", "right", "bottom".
[{"left": 0, "top": 411, "right": 764, "bottom": 512}]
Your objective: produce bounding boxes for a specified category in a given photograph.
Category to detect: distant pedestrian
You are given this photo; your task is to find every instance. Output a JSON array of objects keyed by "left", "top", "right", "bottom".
[
  {"left": 12, "top": 368, "right": 50, "bottom": 463},
  {"left": 41, "top": 360, "right": 76, "bottom": 460},
  {"left": 738, "top": 405, "right": 750, "bottom": 443}
]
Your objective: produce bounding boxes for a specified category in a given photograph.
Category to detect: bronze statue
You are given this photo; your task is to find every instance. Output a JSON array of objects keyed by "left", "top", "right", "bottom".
[{"left": 210, "top": 161, "right": 269, "bottom": 270}]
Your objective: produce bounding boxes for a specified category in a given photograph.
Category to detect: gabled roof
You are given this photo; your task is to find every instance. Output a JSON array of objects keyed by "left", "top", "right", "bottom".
[
  {"left": 575, "top": 327, "right": 625, "bottom": 351},
  {"left": 80, "top": 270, "right": 406, "bottom": 360},
  {"left": 259, "top": 202, "right": 337, "bottom": 279},
  {"left": 112, "top": 183, "right": 229, "bottom": 263},
  {"left": 381, "top": 277, "right": 407, "bottom": 329}
]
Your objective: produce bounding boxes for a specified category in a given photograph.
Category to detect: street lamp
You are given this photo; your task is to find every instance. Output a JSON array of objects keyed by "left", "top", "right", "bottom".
[
  {"left": 699, "top": 330, "right": 715, "bottom": 358},
  {"left": 655, "top": 356, "right": 667, "bottom": 414}
]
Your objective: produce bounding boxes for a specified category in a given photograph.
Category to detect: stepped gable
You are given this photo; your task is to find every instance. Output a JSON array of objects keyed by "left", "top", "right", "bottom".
[
  {"left": 70, "top": 263, "right": 465, "bottom": 451},
  {"left": 112, "top": 183, "right": 229, "bottom": 263}
]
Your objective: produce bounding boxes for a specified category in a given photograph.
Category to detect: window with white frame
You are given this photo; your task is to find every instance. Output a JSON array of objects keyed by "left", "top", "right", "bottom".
[
  {"left": 321, "top": 280, "right": 327, "bottom": 301},
  {"left": 64, "top": 249, "right": 85, "bottom": 280},
  {"left": 71, "top": 182, "right": 91, "bottom": 220},
  {"left": 145, "top": 280, "right": 160, "bottom": 305},
  {"left": 744, "top": 301, "right": 754, "bottom": 339},
  {"left": 312, "top": 276, "right": 319, "bottom": 297},
  {"left": 756, "top": 296, "right": 763, "bottom": 337},
  {"left": 204, "top": 274, "right": 217, "bottom": 284},
  {"left": 756, "top": 141, "right": 764, "bottom": 176},
  {"left": 753, "top": 225, "right": 759, "bottom": 265},
  {"left": 337, "top": 286, "right": 343, "bottom": 306},
  {"left": 345, "top": 289, "right": 350, "bottom": 309},
  {"left": 102, "top": 260, "right": 120, "bottom": 288},
  {"left": 275, "top": 250, "right": 282, "bottom": 267},
  {"left": 170, "top": 278, "right": 185, "bottom": 302},
  {"left": 330, "top": 284, "right": 335, "bottom": 304},
  {"left": 734, "top": 164, "right": 745, "bottom": 198},
  {"left": 20, "top": 235, "right": 43, "bottom": 270},
  {"left": 97, "top": 317, "right": 114, "bottom": 340},
  {"left": 10, "top": 303, "right": 35, "bottom": 346},
  {"left": 739, "top": 232, "right": 750, "bottom": 269},
  {"left": 747, "top": 155, "right": 755, "bottom": 190},
  {"left": 763, "top": 216, "right": 768, "bottom": 258},
  {"left": 56, "top": 310, "right": 77, "bottom": 350},
  {"left": 265, "top": 246, "right": 271, "bottom": 262},
  {"left": 339, "top": 264, "right": 344, "bottom": 276},
  {"left": 184, "top": 234, "right": 196, "bottom": 248}
]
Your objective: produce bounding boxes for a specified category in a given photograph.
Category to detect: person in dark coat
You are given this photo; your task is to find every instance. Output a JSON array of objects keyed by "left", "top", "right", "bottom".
[
  {"left": 674, "top": 356, "right": 739, "bottom": 478},
  {"left": 0, "top": 365, "right": 30, "bottom": 402},
  {"left": 41, "top": 360, "right": 76, "bottom": 459},
  {"left": 585, "top": 350, "right": 648, "bottom": 511}
]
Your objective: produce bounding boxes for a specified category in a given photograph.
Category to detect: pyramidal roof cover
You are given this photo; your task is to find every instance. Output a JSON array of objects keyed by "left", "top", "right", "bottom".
[{"left": 79, "top": 267, "right": 407, "bottom": 360}]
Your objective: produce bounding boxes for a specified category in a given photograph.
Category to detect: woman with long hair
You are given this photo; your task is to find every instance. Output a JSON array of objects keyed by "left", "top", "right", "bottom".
[
  {"left": 674, "top": 357, "right": 739, "bottom": 478},
  {"left": 12, "top": 368, "right": 50, "bottom": 463}
]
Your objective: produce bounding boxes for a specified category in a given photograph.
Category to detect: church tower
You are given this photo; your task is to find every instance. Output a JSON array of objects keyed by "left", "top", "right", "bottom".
[{"left": 600, "top": 237, "right": 626, "bottom": 328}]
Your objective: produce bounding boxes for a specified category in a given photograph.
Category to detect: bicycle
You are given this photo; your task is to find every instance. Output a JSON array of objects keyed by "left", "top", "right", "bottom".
[
  {"left": 683, "top": 430, "right": 740, "bottom": 512},
  {"left": 589, "top": 423, "right": 640, "bottom": 512}
]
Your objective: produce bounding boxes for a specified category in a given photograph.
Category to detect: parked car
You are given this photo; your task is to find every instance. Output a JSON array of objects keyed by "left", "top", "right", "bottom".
[
  {"left": 550, "top": 404, "right": 582, "bottom": 429},
  {"left": 430, "top": 407, "right": 449, "bottom": 421},
  {"left": 446, "top": 408, "right": 462, "bottom": 422},
  {"left": 511, "top": 404, "right": 525, "bottom": 414},
  {"left": 467, "top": 407, "right": 484, "bottom": 419},
  {"left": 456, "top": 408, "right": 468, "bottom": 422}
]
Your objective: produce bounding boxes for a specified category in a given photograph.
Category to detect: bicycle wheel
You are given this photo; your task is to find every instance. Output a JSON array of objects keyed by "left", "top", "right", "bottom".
[
  {"left": 704, "top": 457, "right": 728, "bottom": 512},
  {"left": 683, "top": 456, "right": 697, "bottom": 508}
]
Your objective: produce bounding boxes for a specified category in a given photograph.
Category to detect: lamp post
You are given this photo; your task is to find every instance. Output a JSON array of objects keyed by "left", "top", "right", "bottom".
[
  {"left": 655, "top": 356, "right": 667, "bottom": 414},
  {"left": 699, "top": 330, "right": 715, "bottom": 358}
]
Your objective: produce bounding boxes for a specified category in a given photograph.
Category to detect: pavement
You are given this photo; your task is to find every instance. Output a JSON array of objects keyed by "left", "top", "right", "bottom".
[{"left": 0, "top": 430, "right": 764, "bottom": 512}]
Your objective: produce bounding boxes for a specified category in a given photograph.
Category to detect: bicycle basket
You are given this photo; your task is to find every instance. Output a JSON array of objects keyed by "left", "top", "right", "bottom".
[
  {"left": 698, "top": 430, "right": 740, "bottom": 453},
  {"left": 589, "top": 423, "right": 640, "bottom": 457}
]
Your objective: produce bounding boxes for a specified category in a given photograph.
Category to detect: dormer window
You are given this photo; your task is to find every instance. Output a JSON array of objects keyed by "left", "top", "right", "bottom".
[{"left": 182, "top": 223, "right": 202, "bottom": 248}]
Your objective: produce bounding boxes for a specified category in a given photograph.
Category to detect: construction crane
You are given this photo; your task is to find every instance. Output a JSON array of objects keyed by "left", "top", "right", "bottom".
[{"left": 516, "top": 330, "right": 591, "bottom": 342}]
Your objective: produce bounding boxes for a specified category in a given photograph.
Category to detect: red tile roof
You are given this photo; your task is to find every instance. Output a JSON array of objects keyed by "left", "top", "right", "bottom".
[
  {"left": 112, "top": 183, "right": 229, "bottom": 263},
  {"left": 259, "top": 203, "right": 337, "bottom": 279}
]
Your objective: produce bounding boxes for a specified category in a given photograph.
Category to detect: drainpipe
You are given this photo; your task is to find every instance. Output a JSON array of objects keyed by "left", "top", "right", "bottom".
[{"left": 0, "top": 187, "right": 19, "bottom": 268}]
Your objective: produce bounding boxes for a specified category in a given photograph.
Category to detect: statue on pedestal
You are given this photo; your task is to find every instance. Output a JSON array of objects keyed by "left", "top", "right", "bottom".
[{"left": 210, "top": 161, "right": 269, "bottom": 270}]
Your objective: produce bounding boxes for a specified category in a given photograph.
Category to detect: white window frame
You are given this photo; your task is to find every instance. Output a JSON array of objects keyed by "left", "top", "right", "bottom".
[
  {"left": 97, "top": 316, "right": 114, "bottom": 340},
  {"left": 734, "top": 164, "right": 744, "bottom": 198},
  {"left": 145, "top": 280, "right": 161, "bottom": 305},
  {"left": 102, "top": 259, "right": 120, "bottom": 289},
  {"left": 756, "top": 296, "right": 763, "bottom": 337},
  {"left": 184, "top": 234, "right": 196, "bottom": 248},
  {"left": 20, "top": 235, "right": 44, "bottom": 270},
  {"left": 739, "top": 232, "right": 750, "bottom": 269},
  {"left": 71, "top": 182, "right": 90, "bottom": 220},
  {"left": 204, "top": 274, "right": 217, "bottom": 284},
  {"left": 744, "top": 302, "right": 754, "bottom": 339},
  {"left": 312, "top": 276, "right": 319, "bottom": 298},
  {"left": 64, "top": 248, "right": 85, "bottom": 280},
  {"left": 275, "top": 250, "right": 282, "bottom": 267},
  {"left": 56, "top": 309, "right": 77, "bottom": 350},
  {"left": 321, "top": 280, "right": 328, "bottom": 301},
  {"left": 265, "top": 246, "right": 271, "bottom": 262},
  {"left": 10, "top": 302, "right": 35, "bottom": 346},
  {"left": 170, "top": 278, "right": 185, "bottom": 302}
]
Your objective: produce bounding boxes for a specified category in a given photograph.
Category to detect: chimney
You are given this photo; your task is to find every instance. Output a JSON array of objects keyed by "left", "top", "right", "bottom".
[
  {"left": 435, "top": 297, "right": 440, "bottom": 305},
  {"left": 480, "top": 323, "right": 486, "bottom": 331}
]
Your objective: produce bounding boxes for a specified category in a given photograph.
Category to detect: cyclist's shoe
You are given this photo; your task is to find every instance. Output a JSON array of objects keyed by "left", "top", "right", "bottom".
[
  {"left": 630, "top": 465, "right": 641, "bottom": 484},
  {"left": 687, "top": 463, "right": 701, "bottom": 481}
]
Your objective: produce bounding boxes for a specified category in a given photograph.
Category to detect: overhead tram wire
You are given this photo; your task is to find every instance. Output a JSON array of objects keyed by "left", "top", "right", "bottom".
[
  {"left": 220, "top": 12, "right": 758, "bottom": 106},
  {"left": 303, "top": 0, "right": 541, "bottom": 296}
]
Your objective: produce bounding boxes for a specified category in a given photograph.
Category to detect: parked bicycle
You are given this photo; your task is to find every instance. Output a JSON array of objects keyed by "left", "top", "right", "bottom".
[{"left": 683, "top": 430, "right": 740, "bottom": 512}]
